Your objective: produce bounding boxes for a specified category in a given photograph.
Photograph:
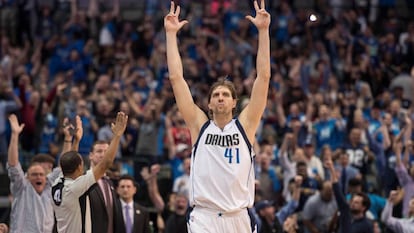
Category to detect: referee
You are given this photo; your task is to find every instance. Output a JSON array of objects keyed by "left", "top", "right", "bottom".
[{"left": 52, "top": 112, "right": 128, "bottom": 233}]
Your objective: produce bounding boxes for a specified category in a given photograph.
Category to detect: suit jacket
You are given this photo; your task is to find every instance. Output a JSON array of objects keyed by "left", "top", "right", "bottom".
[
  {"left": 80, "top": 177, "right": 124, "bottom": 233},
  {"left": 117, "top": 200, "right": 151, "bottom": 233}
]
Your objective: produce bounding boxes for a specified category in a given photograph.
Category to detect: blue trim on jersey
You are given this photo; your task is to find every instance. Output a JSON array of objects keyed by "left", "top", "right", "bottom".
[
  {"left": 190, "top": 120, "right": 210, "bottom": 208},
  {"left": 247, "top": 208, "right": 258, "bottom": 232},
  {"left": 235, "top": 118, "right": 256, "bottom": 207},
  {"left": 192, "top": 121, "right": 211, "bottom": 160},
  {"left": 235, "top": 119, "right": 253, "bottom": 160}
]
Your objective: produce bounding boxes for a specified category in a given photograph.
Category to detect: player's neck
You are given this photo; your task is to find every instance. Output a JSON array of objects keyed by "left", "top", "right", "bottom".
[{"left": 213, "top": 115, "right": 233, "bottom": 130}]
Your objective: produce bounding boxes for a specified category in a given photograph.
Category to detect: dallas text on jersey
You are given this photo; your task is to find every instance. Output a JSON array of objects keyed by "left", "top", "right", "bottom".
[{"left": 205, "top": 133, "right": 240, "bottom": 147}]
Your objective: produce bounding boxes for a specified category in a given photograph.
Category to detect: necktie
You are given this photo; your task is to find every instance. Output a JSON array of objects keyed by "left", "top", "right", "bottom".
[
  {"left": 125, "top": 204, "right": 132, "bottom": 233},
  {"left": 341, "top": 167, "right": 347, "bottom": 194},
  {"left": 101, "top": 178, "right": 114, "bottom": 233}
]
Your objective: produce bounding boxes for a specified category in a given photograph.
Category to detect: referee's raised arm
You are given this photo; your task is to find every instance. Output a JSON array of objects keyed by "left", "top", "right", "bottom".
[{"left": 92, "top": 111, "right": 128, "bottom": 181}]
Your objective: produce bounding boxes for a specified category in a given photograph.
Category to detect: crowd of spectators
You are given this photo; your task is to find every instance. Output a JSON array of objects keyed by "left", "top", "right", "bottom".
[{"left": 1, "top": 0, "right": 414, "bottom": 232}]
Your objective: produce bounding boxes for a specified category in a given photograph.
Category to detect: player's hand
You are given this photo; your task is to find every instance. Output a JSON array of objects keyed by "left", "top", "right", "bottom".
[
  {"left": 164, "top": 1, "right": 188, "bottom": 33},
  {"left": 245, "top": 0, "right": 271, "bottom": 30},
  {"left": 111, "top": 112, "right": 128, "bottom": 137},
  {"left": 8, "top": 114, "right": 24, "bottom": 134}
]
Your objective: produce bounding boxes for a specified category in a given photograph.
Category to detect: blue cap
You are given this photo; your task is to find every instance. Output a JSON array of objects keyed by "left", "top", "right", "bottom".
[{"left": 255, "top": 200, "right": 274, "bottom": 212}]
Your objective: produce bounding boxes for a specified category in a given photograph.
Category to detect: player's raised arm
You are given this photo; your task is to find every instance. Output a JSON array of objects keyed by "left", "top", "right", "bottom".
[
  {"left": 165, "top": 1, "right": 208, "bottom": 140},
  {"left": 239, "top": 0, "right": 271, "bottom": 142}
]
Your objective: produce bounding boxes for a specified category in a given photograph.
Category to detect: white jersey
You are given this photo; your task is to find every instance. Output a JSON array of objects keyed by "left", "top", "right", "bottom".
[
  {"left": 52, "top": 170, "right": 96, "bottom": 233},
  {"left": 189, "top": 119, "right": 255, "bottom": 212}
]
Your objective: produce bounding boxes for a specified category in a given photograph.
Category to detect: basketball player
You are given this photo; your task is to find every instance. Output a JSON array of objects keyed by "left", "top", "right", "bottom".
[{"left": 164, "top": 1, "right": 271, "bottom": 232}]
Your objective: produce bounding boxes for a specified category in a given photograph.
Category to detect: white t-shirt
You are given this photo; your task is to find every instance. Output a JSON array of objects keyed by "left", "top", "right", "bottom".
[{"left": 53, "top": 170, "right": 96, "bottom": 233}]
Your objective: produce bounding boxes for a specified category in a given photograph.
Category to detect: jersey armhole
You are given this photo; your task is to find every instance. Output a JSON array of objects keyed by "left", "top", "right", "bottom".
[
  {"left": 235, "top": 119, "right": 254, "bottom": 161},
  {"left": 192, "top": 121, "right": 210, "bottom": 160}
]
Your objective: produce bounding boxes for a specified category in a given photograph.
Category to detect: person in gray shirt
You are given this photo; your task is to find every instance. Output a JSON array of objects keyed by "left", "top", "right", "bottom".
[
  {"left": 7, "top": 114, "right": 64, "bottom": 233},
  {"left": 302, "top": 180, "right": 338, "bottom": 233},
  {"left": 381, "top": 190, "right": 414, "bottom": 233}
]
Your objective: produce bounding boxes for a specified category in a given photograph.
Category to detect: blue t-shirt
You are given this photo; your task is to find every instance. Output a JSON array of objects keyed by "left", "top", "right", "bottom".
[
  {"left": 169, "top": 157, "right": 184, "bottom": 181},
  {"left": 314, "top": 118, "right": 344, "bottom": 153}
]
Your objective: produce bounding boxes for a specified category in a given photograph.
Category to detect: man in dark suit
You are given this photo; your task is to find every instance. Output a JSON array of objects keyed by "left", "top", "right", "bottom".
[
  {"left": 79, "top": 140, "right": 124, "bottom": 233},
  {"left": 117, "top": 174, "right": 150, "bottom": 233}
]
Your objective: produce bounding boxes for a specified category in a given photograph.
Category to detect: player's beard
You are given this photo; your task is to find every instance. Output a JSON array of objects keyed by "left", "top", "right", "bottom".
[{"left": 213, "top": 104, "right": 231, "bottom": 116}]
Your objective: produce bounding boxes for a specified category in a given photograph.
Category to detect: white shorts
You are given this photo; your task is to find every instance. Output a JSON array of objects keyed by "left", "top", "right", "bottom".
[{"left": 187, "top": 207, "right": 257, "bottom": 233}]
